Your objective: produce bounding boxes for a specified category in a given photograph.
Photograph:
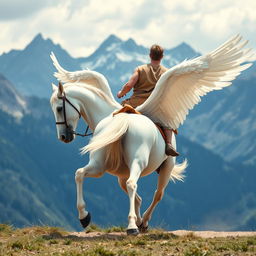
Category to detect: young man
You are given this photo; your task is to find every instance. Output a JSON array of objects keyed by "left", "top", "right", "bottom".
[{"left": 117, "top": 44, "right": 179, "bottom": 157}]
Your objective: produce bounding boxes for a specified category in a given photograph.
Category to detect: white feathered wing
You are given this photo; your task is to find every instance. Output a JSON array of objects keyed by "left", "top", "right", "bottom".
[
  {"left": 136, "top": 35, "right": 254, "bottom": 130},
  {"left": 50, "top": 52, "right": 117, "bottom": 103}
]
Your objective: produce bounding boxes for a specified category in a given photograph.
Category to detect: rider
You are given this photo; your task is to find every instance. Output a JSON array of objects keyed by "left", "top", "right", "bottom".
[{"left": 117, "top": 44, "right": 179, "bottom": 157}]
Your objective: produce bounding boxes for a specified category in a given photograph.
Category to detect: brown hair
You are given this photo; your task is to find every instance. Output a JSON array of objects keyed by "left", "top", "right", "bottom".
[{"left": 150, "top": 44, "right": 164, "bottom": 61}]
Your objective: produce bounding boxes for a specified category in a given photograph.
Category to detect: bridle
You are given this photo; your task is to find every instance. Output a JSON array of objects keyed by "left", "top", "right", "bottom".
[{"left": 55, "top": 92, "right": 92, "bottom": 137}]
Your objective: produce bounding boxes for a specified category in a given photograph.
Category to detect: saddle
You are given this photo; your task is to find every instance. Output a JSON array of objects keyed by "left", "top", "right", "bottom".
[
  {"left": 113, "top": 104, "right": 141, "bottom": 115},
  {"left": 113, "top": 104, "right": 178, "bottom": 138}
]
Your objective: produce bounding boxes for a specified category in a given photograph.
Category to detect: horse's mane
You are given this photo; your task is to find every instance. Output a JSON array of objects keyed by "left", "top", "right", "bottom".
[
  {"left": 50, "top": 52, "right": 120, "bottom": 108},
  {"left": 64, "top": 82, "right": 121, "bottom": 109}
]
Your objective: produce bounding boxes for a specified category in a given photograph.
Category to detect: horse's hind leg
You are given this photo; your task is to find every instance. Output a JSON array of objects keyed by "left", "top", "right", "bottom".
[
  {"left": 140, "top": 157, "right": 174, "bottom": 232},
  {"left": 126, "top": 158, "right": 147, "bottom": 235},
  {"left": 118, "top": 177, "right": 142, "bottom": 227}
]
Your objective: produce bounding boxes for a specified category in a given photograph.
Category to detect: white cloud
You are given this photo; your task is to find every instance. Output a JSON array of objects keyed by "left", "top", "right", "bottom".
[
  {"left": 0, "top": 0, "right": 255, "bottom": 57},
  {"left": 130, "top": 0, "right": 165, "bottom": 29},
  {"left": 0, "top": 0, "right": 62, "bottom": 20}
]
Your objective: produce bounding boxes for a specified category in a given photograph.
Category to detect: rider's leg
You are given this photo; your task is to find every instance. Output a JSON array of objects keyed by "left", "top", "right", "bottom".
[{"left": 162, "top": 127, "right": 179, "bottom": 156}]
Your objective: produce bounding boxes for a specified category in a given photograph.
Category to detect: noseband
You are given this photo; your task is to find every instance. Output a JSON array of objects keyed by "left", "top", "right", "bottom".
[{"left": 55, "top": 92, "right": 92, "bottom": 137}]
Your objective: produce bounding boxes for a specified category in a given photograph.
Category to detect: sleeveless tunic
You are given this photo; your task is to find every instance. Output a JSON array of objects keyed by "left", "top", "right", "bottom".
[{"left": 122, "top": 64, "right": 167, "bottom": 108}]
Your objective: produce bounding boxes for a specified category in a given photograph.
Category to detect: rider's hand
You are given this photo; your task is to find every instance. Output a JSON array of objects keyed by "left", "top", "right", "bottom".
[{"left": 117, "top": 91, "right": 123, "bottom": 98}]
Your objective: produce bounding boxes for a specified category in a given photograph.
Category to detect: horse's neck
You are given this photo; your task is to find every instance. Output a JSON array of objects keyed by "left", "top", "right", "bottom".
[{"left": 70, "top": 87, "right": 118, "bottom": 130}]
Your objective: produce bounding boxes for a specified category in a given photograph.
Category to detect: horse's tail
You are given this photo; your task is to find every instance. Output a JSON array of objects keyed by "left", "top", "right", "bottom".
[
  {"left": 81, "top": 113, "right": 129, "bottom": 155},
  {"left": 170, "top": 159, "right": 188, "bottom": 182}
]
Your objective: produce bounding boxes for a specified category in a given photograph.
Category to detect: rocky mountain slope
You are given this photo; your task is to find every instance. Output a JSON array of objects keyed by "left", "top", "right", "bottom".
[
  {"left": 180, "top": 77, "right": 256, "bottom": 166},
  {"left": 0, "top": 74, "right": 26, "bottom": 118}
]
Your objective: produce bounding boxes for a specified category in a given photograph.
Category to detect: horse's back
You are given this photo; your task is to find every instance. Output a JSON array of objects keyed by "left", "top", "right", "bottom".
[
  {"left": 121, "top": 114, "right": 167, "bottom": 175},
  {"left": 95, "top": 113, "right": 169, "bottom": 177}
]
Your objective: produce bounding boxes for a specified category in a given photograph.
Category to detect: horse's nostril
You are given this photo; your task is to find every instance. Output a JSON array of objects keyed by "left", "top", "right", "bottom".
[{"left": 61, "top": 135, "right": 66, "bottom": 141}]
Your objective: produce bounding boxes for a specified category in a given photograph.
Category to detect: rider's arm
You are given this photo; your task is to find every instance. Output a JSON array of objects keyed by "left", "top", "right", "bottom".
[{"left": 117, "top": 69, "right": 139, "bottom": 98}]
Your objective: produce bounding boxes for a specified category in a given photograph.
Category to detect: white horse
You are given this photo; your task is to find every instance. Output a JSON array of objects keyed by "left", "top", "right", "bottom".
[{"left": 50, "top": 35, "right": 253, "bottom": 235}]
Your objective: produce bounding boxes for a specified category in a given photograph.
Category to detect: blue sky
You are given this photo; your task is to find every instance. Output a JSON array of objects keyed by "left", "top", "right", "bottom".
[{"left": 0, "top": 0, "right": 255, "bottom": 57}]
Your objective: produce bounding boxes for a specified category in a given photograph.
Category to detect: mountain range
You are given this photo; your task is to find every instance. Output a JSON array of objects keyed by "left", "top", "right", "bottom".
[
  {"left": 0, "top": 34, "right": 255, "bottom": 231},
  {"left": 0, "top": 33, "right": 255, "bottom": 166},
  {"left": 0, "top": 33, "right": 200, "bottom": 98}
]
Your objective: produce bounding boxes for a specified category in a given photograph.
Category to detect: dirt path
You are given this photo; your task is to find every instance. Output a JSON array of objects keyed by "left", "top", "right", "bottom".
[
  {"left": 171, "top": 230, "right": 256, "bottom": 238},
  {"left": 69, "top": 230, "right": 256, "bottom": 239}
]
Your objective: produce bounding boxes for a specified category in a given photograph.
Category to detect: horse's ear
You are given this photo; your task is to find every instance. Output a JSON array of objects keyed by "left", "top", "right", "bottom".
[
  {"left": 52, "top": 83, "right": 58, "bottom": 92},
  {"left": 57, "top": 82, "right": 64, "bottom": 97}
]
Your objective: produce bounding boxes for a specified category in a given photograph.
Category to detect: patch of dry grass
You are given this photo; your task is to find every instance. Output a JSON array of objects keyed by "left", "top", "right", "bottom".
[{"left": 0, "top": 224, "right": 255, "bottom": 256}]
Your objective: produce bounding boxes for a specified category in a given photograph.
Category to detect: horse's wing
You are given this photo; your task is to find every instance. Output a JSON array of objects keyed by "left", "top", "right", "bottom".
[
  {"left": 136, "top": 35, "right": 254, "bottom": 130},
  {"left": 50, "top": 52, "right": 116, "bottom": 102}
]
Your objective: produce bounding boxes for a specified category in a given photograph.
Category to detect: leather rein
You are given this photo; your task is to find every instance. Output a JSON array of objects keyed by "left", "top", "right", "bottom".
[{"left": 55, "top": 92, "right": 92, "bottom": 137}]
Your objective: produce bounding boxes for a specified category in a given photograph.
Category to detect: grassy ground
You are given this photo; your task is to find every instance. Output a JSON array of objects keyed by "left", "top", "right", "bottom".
[{"left": 0, "top": 224, "right": 256, "bottom": 256}]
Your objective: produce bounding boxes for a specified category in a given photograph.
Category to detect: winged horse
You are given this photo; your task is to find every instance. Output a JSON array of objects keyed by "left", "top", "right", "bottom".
[{"left": 50, "top": 35, "right": 253, "bottom": 235}]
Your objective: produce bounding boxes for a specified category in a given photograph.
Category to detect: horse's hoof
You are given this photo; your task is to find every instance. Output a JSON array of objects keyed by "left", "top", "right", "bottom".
[
  {"left": 79, "top": 212, "right": 91, "bottom": 228},
  {"left": 127, "top": 228, "right": 139, "bottom": 236},
  {"left": 138, "top": 223, "right": 149, "bottom": 233}
]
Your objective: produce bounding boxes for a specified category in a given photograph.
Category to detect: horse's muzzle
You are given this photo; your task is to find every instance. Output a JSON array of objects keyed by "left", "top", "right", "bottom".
[{"left": 59, "top": 126, "right": 74, "bottom": 143}]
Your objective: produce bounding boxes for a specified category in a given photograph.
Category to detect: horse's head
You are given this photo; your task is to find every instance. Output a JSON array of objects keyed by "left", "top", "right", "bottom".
[{"left": 50, "top": 82, "right": 81, "bottom": 143}]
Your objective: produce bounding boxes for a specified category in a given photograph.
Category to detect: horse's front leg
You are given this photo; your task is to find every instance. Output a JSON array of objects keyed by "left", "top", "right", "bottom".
[{"left": 75, "top": 160, "right": 104, "bottom": 229}]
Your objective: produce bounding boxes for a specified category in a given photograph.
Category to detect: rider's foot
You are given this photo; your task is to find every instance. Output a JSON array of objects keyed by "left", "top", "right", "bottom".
[{"left": 165, "top": 143, "right": 179, "bottom": 156}]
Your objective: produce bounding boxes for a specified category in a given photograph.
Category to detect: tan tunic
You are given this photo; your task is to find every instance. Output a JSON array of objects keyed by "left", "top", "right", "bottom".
[{"left": 122, "top": 64, "right": 167, "bottom": 108}]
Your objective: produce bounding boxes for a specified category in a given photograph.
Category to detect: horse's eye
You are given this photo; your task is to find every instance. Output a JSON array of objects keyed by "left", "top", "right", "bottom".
[{"left": 57, "top": 106, "right": 62, "bottom": 113}]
